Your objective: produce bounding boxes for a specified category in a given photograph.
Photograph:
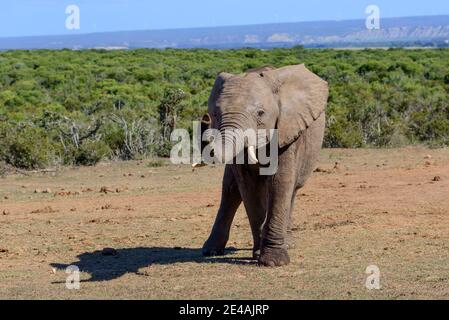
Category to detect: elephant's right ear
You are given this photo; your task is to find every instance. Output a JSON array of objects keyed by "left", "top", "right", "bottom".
[
  {"left": 201, "top": 114, "right": 211, "bottom": 137},
  {"left": 193, "top": 114, "right": 213, "bottom": 169},
  {"left": 264, "top": 64, "right": 328, "bottom": 148}
]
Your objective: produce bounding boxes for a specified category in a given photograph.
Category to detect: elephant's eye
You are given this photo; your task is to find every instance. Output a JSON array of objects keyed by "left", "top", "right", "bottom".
[{"left": 257, "top": 109, "right": 265, "bottom": 117}]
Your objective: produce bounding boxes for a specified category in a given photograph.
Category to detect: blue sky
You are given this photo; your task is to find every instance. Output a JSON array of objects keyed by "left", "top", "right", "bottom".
[{"left": 1, "top": 0, "right": 449, "bottom": 37}]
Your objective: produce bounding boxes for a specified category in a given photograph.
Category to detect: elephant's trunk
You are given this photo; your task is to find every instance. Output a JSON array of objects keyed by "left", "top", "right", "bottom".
[
  {"left": 213, "top": 129, "right": 243, "bottom": 164},
  {"left": 214, "top": 113, "right": 258, "bottom": 164}
]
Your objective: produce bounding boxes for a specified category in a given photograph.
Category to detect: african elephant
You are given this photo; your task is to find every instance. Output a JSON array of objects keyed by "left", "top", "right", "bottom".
[{"left": 198, "top": 64, "right": 328, "bottom": 267}]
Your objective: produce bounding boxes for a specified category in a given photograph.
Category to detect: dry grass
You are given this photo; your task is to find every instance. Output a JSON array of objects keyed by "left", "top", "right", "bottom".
[{"left": 0, "top": 147, "right": 448, "bottom": 299}]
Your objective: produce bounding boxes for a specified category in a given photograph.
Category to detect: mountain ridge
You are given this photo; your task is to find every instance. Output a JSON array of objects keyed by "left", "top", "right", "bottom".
[{"left": 1, "top": 15, "right": 449, "bottom": 50}]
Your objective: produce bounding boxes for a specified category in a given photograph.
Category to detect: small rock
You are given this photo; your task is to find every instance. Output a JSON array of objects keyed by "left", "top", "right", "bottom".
[
  {"left": 34, "top": 188, "right": 42, "bottom": 194},
  {"left": 424, "top": 155, "right": 432, "bottom": 159},
  {"left": 55, "top": 191, "right": 70, "bottom": 196},
  {"left": 433, "top": 176, "right": 442, "bottom": 182},
  {"left": 43, "top": 188, "right": 51, "bottom": 194},
  {"left": 31, "top": 206, "right": 58, "bottom": 214},
  {"left": 333, "top": 162, "right": 342, "bottom": 170},
  {"left": 101, "top": 204, "right": 112, "bottom": 210},
  {"left": 101, "top": 248, "right": 118, "bottom": 256},
  {"left": 2, "top": 210, "right": 10, "bottom": 215},
  {"left": 100, "top": 186, "right": 114, "bottom": 194}
]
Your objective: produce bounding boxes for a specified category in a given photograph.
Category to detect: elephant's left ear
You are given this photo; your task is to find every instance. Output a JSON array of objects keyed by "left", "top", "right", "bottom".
[{"left": 264, "top": 64, "right": 328, "bottom": 148}]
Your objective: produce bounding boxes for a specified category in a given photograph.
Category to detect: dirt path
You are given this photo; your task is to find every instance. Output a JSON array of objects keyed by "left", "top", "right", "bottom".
[{"left": 0, "top": 147, "right": 448, "bottom": 299}]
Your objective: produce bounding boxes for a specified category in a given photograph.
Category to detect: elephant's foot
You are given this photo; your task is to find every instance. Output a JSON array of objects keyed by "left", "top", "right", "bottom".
[
  {"left": 258, "top": 247, "right": 290, "bottom": 267},
  {"left": 202, "top": 237, "right": 227, "bottom": 257}
]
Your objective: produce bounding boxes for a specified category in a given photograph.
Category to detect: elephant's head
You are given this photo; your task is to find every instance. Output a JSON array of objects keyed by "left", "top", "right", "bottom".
[{"left": 199, "top": 64, "right": 328, "bottom": 165}]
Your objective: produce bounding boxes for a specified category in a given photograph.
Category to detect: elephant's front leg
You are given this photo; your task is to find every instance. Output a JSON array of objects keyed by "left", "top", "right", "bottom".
[
  {"left": 202, "top": 166, "right": 242, "bottom": 256},
  {"left": 259, "top": 165, "right": 296, "bottom": 267},
  {"left": 233, "top": 165, "right": 269, "bottom": 260}
]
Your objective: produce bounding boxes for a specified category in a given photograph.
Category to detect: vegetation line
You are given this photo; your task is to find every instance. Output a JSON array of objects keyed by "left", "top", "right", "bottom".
[{"left": 0, "top": 47, "right": 448, "bottom": 169}]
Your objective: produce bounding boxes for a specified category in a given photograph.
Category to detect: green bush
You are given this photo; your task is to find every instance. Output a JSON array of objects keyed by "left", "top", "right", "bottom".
[
  {"left": 1, "top": 47, "right": 449, "bottom": 169},
  {"left": 147, "top": 159, "right": 166, "bottom": 167},
  {"left": 0, "top": 125, "right": 55, "bottom": 169},
  {"left": 73, "top": 140, "right": 111, "bottom": 166}
]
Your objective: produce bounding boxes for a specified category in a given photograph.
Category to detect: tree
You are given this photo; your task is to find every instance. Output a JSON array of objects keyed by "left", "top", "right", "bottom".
[{"left": 158, "top": 88, "right": 187, "bottom": 140}]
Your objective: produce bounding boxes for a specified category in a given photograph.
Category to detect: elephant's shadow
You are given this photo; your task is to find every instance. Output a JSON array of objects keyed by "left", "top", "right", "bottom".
[{"left": 51, "top": 247, "right": 255, "bottom": 283}]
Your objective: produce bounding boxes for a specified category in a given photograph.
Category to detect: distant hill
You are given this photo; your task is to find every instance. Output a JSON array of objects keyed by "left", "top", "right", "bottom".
[{"left": 1, "top": 15, "right": 449, "bottom": 50}]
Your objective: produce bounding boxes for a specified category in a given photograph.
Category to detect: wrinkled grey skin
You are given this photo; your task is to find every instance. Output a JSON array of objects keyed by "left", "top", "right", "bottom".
[{"left": 200, "top": 64, "right": 328, "bottom": 267}]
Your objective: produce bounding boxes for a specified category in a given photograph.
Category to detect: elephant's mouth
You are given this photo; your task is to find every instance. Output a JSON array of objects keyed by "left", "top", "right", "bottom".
[
  {"left": 193, "top": 146, "right": 258, "bottom": 168},
  {"left": 193, "top": 130, "right": 260, "bottom": 168},
  {"left": 193, "top": 114, "right": 268, "bottom": 168}
]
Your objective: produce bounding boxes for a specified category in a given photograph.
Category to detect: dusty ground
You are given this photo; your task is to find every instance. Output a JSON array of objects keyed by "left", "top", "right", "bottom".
[{"left": 0, "top": 147, "right": 448, "bottom": 300}]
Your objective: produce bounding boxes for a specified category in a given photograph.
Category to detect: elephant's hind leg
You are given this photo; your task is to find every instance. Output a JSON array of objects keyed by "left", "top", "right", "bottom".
[
  {"left": 286, "top": 189, "right": 299, "bottom": 250},
  {"left": 202, "top": 165, "right": 242, "bottom": 257}
]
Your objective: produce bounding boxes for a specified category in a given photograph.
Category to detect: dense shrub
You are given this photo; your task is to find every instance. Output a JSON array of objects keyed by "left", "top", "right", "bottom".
[
  {"left": 72, "top": 140, "right": 111, "bottom": 166},
  {"left": 0, "top": 48, "right": 449, "bottom": 168},
  {"left": 0, "top": 124, "right": 56, "bottom": 169}
]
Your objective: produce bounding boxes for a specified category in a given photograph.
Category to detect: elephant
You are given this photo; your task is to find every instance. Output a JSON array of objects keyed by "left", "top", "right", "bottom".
[{"left": 197, "top": 64, "right": 328, "bottom": 267}]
